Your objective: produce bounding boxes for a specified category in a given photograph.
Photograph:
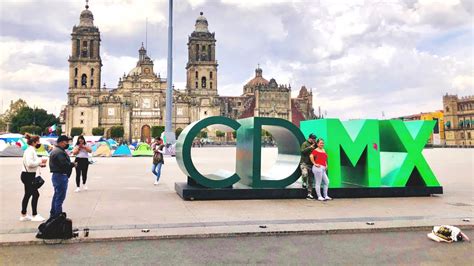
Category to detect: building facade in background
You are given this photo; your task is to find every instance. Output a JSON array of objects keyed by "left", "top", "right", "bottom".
[
  {"left": 443, "top": 94, "right": 474, "bottom": 146},
  {"left": 64, "top": 5, "right": 315, "bottom": 142},
  {"left": 396, "top": 110, "right": 445, "bottom": 145}
]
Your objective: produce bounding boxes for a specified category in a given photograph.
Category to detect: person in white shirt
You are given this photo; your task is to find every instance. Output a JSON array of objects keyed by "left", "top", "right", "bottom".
[
  {"left": 72, "top": 135, "right": 92, "bottom": 192},
  {"left": 20, "top": 133, "right": 47, "bottom": 222}
]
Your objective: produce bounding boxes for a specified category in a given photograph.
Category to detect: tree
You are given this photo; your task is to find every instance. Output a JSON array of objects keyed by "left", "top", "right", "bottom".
[
  {"left": 10, "top": 106, "right": 59, "bottom": 134},
  {"left": 175, "top": 127, "right": 183, "bottom": 139},
  {"left": 197, "top": 131, "right": 207, "bottom": 139},
  {"left": 0, "top": 118, "right": 6, "bottom": 133},
  {"left": 71, "top": 127, "right": 83, "bottom": 137},
  {"left": 216, "top": 130, "right": 225, "bottom": 142},
  {"left": 92, "top": 127, "right": 105, "bottom": 136},
  {"left": 110, "top": 126, "right": 124, "bottom": 139},
  {"left": 3, "top": 99, "right": 28, "bottom": 122},
  {"left": 151, "top": 126, "right": 165, "bottom": 138},
  {"left": 20, "top": 125, "right": 42, "bottom": 135}
]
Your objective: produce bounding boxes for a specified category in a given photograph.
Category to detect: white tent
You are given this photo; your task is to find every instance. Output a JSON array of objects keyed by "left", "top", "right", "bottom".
[
  {"left": 72, "top": 136, "right": 104, "bottom": 146},
  {"left": 0, "top": 144, "right": 24, "bottom": 157},
  {"left": 0, "top": 133, "right": 24, "bottom": 143}
]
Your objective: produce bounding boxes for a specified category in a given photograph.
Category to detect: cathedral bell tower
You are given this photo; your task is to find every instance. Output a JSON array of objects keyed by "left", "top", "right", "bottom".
[
  {"left": 186, "top": 12, "right": 218, "bottom": 95},
  {"left": 68, "top": 0, "right": 102, "bottom": 92},
  {"left": 65, "top": 0, "right": 101, "bottom": 136}
]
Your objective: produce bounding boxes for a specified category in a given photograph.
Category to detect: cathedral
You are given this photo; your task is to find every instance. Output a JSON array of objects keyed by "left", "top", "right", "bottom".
[{"left": 64, "top": 4, "right": 315, "bottom": 142}]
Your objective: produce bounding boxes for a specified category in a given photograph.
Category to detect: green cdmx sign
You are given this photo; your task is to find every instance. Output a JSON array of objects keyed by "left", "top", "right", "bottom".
[{"left": 176, "top": 116, "right": 440, "bottom": 189}]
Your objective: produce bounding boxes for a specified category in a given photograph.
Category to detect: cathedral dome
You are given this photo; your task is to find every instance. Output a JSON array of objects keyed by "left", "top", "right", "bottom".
[
  {"left": 245, "top": 67, "right": 269, "bottom": 87},
  {"left": 195, "top": 12, "right": 209, "bottom": 33},
  {"left": 128, "top": 66, "right": 141, "bottom": 76},
  {"left": 79, "top": 3, "right": 94, "bottom": 27}
]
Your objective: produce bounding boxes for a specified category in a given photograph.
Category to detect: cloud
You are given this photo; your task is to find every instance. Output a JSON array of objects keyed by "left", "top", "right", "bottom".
[{"left": 0, "top": 0, "right": 472, "bottom": 121}]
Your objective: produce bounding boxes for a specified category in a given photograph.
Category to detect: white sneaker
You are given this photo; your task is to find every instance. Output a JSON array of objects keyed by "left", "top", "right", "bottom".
[
  {"left": 324, "top": 196, "right": 332, "bottom": 200},
  {"left": 19, "top": 215, "right": 32, "bottom": 221},
  {"left": 83, "top": 185, "right": 88, "bottom": 191},
  {"left": 31, "top": 214, "right": 45, "bottom": 222},
  {"left": 75, "top": 187, "right": 81, "bottom": 192},
  {"left": 154, "top": 181, "right": 159, "bottom": 185},
  {"left": 317, "top": 197, "right": 325, "bottom": 201}
]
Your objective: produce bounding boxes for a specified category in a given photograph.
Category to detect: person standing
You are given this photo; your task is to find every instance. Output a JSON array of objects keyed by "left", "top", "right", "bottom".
[
  {"left": 300, "top": 133, "right": 317, "bottom": 200},
  {"left": 49, "top": 135, "right": 76, "bottom": 218},
  {"left": 20, "top": 134, "right": 47, "bottom": 222},
  {"left": 72, "top": 136, "right": 92, "bottom": 192},
  {"left": 310, "top": 138, "right": 332, "bottom": 201},
  {"left": 151, "top": 137, "right": 164, "bottom": 185}
]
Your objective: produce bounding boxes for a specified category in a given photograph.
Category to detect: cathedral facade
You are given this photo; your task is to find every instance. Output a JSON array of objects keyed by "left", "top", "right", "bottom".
[{"left": 64, "top": 5, "right": 315, "bottom": 142}]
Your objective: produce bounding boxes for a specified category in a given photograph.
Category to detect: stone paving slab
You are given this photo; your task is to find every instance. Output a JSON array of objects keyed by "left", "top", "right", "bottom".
[{"left": 0, "top": 147, "right": 472, "bottom": 245}]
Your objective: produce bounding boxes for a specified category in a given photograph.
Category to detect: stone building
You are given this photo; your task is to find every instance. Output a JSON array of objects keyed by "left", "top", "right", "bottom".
[
  {"left": 443, "top": 94, "right": 474, "bottom": 146},
  {"left": 64, "top": 4, "right": 315, "bottom": 142},
  {"left": 396, "top": 110, "right": 445, "bottom": 145}
]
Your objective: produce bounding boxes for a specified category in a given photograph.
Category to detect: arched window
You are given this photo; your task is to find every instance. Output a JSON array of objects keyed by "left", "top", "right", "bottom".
[
  {"left": 90, "top": 79, "right": 94, "bottom": 87},
  {"left": 446, "top": 106, "right": 450, "bottom": 112},
  {"left": 195, "top": 71, "right": 198, "bottom": 78},
  {"left": 210, "top": 81, "right": 213, "bottom": 89},
  {"left": 195, "top": 81, "right": 198, "bottom": 89},
  {"left": 74, "top": 79, "right": 78, "bottom": 88},
  {"left": 201, "top": 77, "right": 207, "bottom": 88},
  {"left": 76, "top": 39, "right": 80, "bottom": 57},
  {"left": 154, "top": 100, "right": 158, "bottom": 108},
  {"left": 74, "top": 68, "right": 78, "bottom": 77},
  {"left": 208, "top": 45, "right": 211, "bottom": 60},
  {"left": 210, "top": 71, "right": 213, "bottom": 79},
  {"left": 91, "top": 68, "right": 94, "bottom": 76},
  {"left": 81, "top": 41, "right": 88, "bottom": 57},
  {"left": 81, "top": 74, "right": 87, "bottom": 86},
  {"left": 90, "top": 40, "right": 94, "bottom": 58},
  {"left": 135, "top": 100, "right": 138, "bottom": 107},
  {"left": 195, "top": 44, "right": 199, "bottom": 61}
]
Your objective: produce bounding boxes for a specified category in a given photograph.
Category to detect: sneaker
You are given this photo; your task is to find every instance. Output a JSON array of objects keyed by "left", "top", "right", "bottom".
[
  {"left": 324, "top": 196, "right": 332, "bottom": 200},
  {"left": 83, "top": 185, "right": 88, "bottom": 191},
  {"left": 154, "top": 181, "right": 159, "bottom": 185},
  {"left": 31, "top": 214, "right": 45, "bottom": 222},
  {"left": 317, "top": 197, "right": 325, "bottom": 201},
  {"left": 306, "top": 193, "right": 314, "bottom": 200},
  {"left": 75, "top": 187, "right": 81, "bottom": 193},
  {"left": 19, "top": 215, "right": 32, "bottom": 221}
]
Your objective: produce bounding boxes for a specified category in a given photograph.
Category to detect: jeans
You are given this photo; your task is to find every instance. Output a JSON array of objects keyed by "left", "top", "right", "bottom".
[
  {"left": 312, "top": 165, "right": 330, "bottom": 198},
  {"left": 151, "top": 163, "right": 162, "bottom": 182},
  {"left": 50, "top": 173, "right": 69, "bottom": 218}
]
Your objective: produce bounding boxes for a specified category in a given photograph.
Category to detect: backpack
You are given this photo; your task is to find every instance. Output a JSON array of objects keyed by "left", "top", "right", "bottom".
[{"left": 36, "top": 212, "right": 76, "bottom": 240}]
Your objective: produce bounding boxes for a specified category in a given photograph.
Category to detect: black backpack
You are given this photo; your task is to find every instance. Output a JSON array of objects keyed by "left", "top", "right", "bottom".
[{"left": 36, "top": 212, "right": 76, "bottom": 240}]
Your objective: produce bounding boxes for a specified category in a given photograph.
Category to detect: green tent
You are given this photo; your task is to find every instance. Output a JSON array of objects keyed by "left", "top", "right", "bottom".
[
  {"left": 132, "top": 143, "right": 153, "bottom": 157},
  {"left": 36, "top": 144, "right": 49, "bottom": 157}
]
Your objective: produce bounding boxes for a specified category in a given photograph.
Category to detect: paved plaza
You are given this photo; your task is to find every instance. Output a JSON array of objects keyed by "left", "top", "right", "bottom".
[{"left": 0, "top": 147, "right": 472, "bottom": 244}]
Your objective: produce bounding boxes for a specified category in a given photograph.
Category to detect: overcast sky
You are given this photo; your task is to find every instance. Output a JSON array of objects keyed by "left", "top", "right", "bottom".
[{"left": 0, "top": 0, "right": 472, "bottom": 119}]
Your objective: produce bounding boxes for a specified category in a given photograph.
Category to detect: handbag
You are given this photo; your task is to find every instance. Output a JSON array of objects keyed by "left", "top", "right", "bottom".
[{"left": 23, "top": 161, "right": 45, "bottom": 189}]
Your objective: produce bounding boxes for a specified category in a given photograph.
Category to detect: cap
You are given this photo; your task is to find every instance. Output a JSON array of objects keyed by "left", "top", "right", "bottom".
[
  {"left": 308, "top": 133, "right": 317, "bottom": 139},
  {"left": 57, "top": 135, "right": 72, "bottom": 143}
]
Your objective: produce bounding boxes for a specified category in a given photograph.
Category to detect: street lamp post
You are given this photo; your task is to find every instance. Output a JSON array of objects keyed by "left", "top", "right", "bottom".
[{"left": 163, "top": 0, "right": 176, "bottom": 145}]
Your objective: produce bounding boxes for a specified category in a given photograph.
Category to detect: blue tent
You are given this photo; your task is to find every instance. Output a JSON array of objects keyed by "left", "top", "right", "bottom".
[
  {"left": 112, "top": 144, "right": 132, "bottom": 157},
  {"left": 107, "top": 139, "right": 118, "bottom": 147}
]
